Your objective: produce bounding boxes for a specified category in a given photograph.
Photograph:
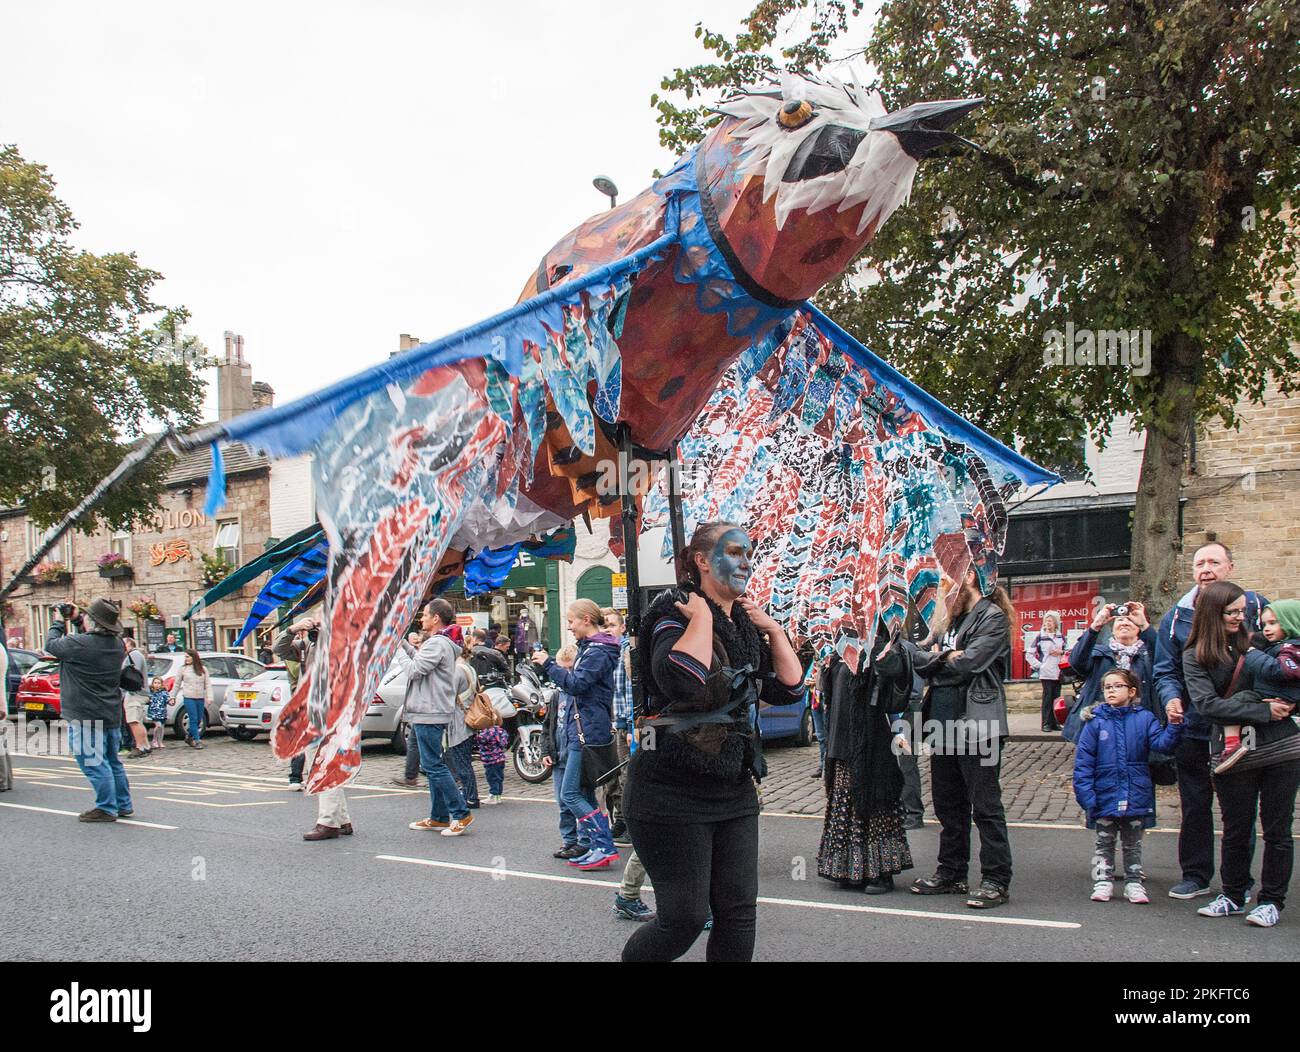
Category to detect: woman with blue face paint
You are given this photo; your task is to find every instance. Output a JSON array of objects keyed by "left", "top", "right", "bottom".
[{"left": 621, "top": 521, "right": 805, "bottom": 962}]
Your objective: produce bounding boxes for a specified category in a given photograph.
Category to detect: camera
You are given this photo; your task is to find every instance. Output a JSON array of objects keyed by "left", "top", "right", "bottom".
[
  {"left": 1112, "top": 604, "right": 1131, "bottom": 617},
  {"left": 57, "top": 603, "right": 77, "bottom": 620},
  {"left": 307, "top": 628, "right": 320, "bottom": 644}
]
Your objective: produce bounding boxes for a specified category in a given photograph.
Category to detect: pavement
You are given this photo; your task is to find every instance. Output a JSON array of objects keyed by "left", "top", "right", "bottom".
[
  {"left": 3, "top": 747, "right": 1297, "bottom": 962},
  {"left": 6, "top": 720, "right": 1234, "bottom": 831}
]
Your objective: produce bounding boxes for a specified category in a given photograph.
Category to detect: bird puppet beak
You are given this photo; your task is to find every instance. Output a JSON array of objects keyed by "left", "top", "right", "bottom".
[{"left": 869, "top": 97, "right": 984, "bottom": 159}]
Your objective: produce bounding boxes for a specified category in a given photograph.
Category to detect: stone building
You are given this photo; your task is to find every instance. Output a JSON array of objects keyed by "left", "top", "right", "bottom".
[{"left": 0, "top": 334, "right": 311, "bottom": 657}]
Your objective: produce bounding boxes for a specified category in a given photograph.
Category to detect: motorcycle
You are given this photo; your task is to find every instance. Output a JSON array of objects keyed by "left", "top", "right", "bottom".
[{"left": 506, "top": 662, "right": 555, "bottom": 784}]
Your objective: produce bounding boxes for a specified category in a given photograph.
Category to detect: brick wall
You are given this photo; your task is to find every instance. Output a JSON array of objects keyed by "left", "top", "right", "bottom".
[{"left": 1181, "top": 374, "right": 1300, "bottom": 601}]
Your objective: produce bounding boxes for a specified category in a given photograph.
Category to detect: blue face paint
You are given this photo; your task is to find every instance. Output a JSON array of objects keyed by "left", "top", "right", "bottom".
[{"left": 708, "top": 528, "right": 753, "bottom": 595}]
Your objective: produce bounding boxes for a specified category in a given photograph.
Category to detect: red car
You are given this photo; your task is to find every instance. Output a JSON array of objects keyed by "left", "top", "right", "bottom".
[{"left": 16, "top": 658, "right": 60, "bottom": 718}]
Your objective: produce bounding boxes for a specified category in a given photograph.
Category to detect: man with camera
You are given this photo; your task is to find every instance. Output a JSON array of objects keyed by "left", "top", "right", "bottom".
[{"left": 46, "top": 600, "right": 136, "bottom": 822}]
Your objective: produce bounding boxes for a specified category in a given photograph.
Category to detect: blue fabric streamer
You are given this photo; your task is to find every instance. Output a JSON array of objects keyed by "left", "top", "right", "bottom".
[{"left": 204, "top": 442, "right": 226, "bottom": 516}]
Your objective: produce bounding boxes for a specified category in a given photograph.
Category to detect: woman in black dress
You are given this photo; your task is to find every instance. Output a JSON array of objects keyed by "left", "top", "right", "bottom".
[
  {"left": 620, "top": 521, "right": 804, "bottom": 962},
  {"left": 816, "top": 624, "right": 915, "bottom": 893}
]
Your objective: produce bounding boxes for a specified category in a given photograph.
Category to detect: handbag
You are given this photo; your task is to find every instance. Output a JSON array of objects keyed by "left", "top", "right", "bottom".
[
  {"left": 573, "top": 706, "right": 620, "bottom": 789},
  {"left": 465, "top": 690, "right": 502, "bottom": 731}
]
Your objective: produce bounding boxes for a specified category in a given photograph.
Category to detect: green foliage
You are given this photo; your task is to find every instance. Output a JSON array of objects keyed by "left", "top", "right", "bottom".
[
  {"left": 0, "top": 144, "right": 209, "bottom": 531},
  {"left": 200, "top": 552, "right": 235, "bottom": 588},
  {"left": 655, "top": 0, "right": 1300, "bottom": 468}
]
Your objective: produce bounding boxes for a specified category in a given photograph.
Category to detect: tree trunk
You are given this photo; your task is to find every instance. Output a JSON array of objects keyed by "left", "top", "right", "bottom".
[{"left": 1128, "top": 356, "right": 1197, "bottom": 622}]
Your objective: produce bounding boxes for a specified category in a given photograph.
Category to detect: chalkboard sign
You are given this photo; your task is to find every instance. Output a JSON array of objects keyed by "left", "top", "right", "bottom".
[
  {"left": 145, "top": 619, "right": 166, "bottom": 652},
  {"left": 192, "top": 618, "right": 217, "bottom": 651}
]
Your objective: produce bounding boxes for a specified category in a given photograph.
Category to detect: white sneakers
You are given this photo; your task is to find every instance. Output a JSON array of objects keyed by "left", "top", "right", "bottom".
[
  {"left": 1124, "top": 881, "right": 1150, "bottom": 904},
  {"left": 1246, "top": 903, "right": 1279, "bottom": 927},
  {"left": 1091, "top": 880, "right": 1148, "bottom": 903},
  {"left": 485, "top": 795, "right": 502, "bottom": 806}
]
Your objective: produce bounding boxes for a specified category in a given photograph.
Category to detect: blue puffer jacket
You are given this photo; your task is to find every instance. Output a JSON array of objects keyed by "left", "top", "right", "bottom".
[
  {"left": 1073, "top": 704, "right": 1183, "bottom": 829},
  {"left": 1061, "top": 626, "right": 1159, "bottom": 743},
  {"left": 544, "top": 632, "right": 620, "bottom": 748}
]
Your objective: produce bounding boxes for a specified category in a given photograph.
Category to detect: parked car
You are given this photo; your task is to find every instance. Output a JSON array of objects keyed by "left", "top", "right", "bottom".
[
  {"left": 5, "top": 645, "right": 42, "bottom": 715},
  {"left": 758, "top": 689, "right": 813, "bottom": 745},
  {"left": 15, "top": 658, "right": 60, "bottom": 719},
  {"left": 228, "top": 660, "right": 408, "bottom": 753},
  {"left": 146, "top": 651, "right": 267, "bottom": 739},
  {"left": 218, "top": 666, "right": 291, "bottom": 741}
]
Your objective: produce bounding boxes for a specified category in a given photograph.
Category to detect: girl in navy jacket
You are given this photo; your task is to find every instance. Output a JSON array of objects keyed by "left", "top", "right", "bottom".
[{"left": 1073, "top": 669, "right": 1184, "bottom": 904}]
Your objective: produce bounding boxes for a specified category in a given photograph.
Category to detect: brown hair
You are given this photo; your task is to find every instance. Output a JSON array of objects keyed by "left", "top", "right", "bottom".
[
  {"left": 425, "top": 598, "right": 455, "bottom": 628},
  {"left": 987, "top": 585, "right": 1016, "bottom": 626},
  {"left": 1186, "top": 580, "right": 1248, "bottom": 670},
  {"left": 677, "top": 521, "right": 740, "bottom": 587},
  {"left": 186, "top": 650, "right": 206, "bottom": 677},
  {"left": 1102, "top": 668, "right": 1141, "bottom": 694}
]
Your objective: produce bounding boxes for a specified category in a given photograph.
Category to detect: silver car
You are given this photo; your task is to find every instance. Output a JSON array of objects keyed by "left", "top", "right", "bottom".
[
  {"left": 146, "top": 651, "right": 266, "bottom": 739},
  {"left": 218, "top": 666, "right": 291, "bottom": 741}
]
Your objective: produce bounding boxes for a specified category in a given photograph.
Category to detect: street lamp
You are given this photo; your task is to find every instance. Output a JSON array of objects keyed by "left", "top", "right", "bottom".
[{"left": 593, "top": 175, "right": 618, "bottom": 210}]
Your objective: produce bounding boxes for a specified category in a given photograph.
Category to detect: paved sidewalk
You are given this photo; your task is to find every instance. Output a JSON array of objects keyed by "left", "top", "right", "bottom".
[{"left": 23, "top": 724, "right": 1287, "bottom": 832}]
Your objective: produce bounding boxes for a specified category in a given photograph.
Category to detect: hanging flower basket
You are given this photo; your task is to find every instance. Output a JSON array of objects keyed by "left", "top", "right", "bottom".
[
  {"left": 97, "top": 553, "right": 134, "bottom": 580},
  {"left": 33, "top": 561, "right": 71, "bottom": 586},
  {"left": 128, "top": 597, "right": 161, "bottom": 621},
  {"left": 201, "top": 552, "right": 235, "bottom": 588}
]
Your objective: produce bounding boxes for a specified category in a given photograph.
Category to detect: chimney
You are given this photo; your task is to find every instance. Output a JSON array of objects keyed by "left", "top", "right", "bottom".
[
  {"left": 216, "top": 331, "right": 255, "bottom": 420},
  {"left": 391, "top": 333, "right": 421, "bottom": 358},
  {"left": 251, "top": 381, "right": 275, "bottom": 410}
]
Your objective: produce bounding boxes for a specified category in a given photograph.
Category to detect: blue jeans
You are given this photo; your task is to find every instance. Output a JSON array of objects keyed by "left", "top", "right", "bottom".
[
  {"left": 448, "top": 738, "right": 480, "bottom": 805},
  {"left": 68, "top": 722, "right": 133, "bottom": 816},
  {"left": 553, "top": 759, "right": 582, "bottom": 847},
  {"left": 183, "top": 697, "right": 205, "bottom": 741},
  {"left": 484, "top": 763, "right": 505, "bottom": 796},
  {"left": 811, "top": 704, "right": 827, "bottom": 768},
  {"left": 412, "top": 723, "right": 468, "bottom": 823},
  {"left": 560, "top": 746, "right": 598, "bottom": 825}
]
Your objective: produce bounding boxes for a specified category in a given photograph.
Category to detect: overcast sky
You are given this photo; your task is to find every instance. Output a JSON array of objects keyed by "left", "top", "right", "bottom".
[{"left": 4, "top": 0, "right": 784, "bottom": 418}]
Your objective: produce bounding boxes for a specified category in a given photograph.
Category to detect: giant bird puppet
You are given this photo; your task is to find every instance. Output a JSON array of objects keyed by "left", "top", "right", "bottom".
[{"left": 195, "top": 72, "right": 1058, "bottom": 792}]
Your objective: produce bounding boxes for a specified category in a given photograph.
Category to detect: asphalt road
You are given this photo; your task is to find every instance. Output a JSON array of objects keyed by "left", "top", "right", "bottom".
[{"left": 2, "top": 753, "right": 1296, "bottom": 962}]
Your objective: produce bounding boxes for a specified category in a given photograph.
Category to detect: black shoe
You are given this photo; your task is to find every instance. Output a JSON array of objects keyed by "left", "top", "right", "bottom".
[
  {"left": 967, "top": 880, "right": 1010, "bottom": 909},
  {"left": 554, "top": 844, "right": 588, "bottom": 859},
  {"left": 864, "top": 875, "right": 895, "bottom": 895},
  {"left": 811, "top": 767, "right": 823, "bottom": 779},
  {"left": 911, "top": 872, "right": 968, "bottom": 895},
  {"left": 118, "top": 809, "right": 134, "bottom": 818}
]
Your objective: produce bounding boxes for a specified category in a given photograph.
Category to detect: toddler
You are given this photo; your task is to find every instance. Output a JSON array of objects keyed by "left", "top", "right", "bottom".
[
  {"left": 146, "top": 677, "right": 170, "bottom": 750},
  {"left": 1073, "top": 669, "right": 1183, "bottom": 903},
  {"left": 1214, "top": 600, "right": 1300, "bottom": 773},
  {"left": 476, "top": 724, "right": 509, "bottom": 804}
]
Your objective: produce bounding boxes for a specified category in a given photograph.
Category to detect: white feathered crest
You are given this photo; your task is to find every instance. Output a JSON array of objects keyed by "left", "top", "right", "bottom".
[{"left": 715, "top": 70, "right": 919, "bottom": 236}]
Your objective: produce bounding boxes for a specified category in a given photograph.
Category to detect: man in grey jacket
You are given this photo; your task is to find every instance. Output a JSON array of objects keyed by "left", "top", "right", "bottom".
[
  {"left": 908, "top": 565, "right": 1014, "bottom": 909},
  {"left": 404, "top": 599, "right": 472, "bottom": 836},
  {"left": 46, "top": 600, "right": 134, "bottom": 822}
]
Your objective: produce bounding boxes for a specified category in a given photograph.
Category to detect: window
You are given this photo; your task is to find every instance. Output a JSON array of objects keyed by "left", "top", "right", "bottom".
[
  {"left": 110, "top": 531, "right": 132, "bottom": 562},
  {"left": 1003, "top": 507, "right": 1133, "bottom": 573},
  {"left": 28, "top": 523, "right": 66, "bottom": 566},
  {"left": 221, "top": 627, "right": 244, "bottom": 654},
  {"left": 32, "top": 604, "right": 68, "bottom": 640},
  {"left": 233, "top": 657, "right": 264, "bottom": 679},
  {"left": 215, "top": 520, "right": 241, "bottom": 565}
]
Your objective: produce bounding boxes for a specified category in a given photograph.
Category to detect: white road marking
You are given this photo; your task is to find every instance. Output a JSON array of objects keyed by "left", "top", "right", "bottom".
[
  {"left": 0, "top": 801, "right": 177, "bottom": 829},
  {"left": 377, "top": 854, "right": 1081, "bottom": 929},
  {"left": 143, "top": 796, "right": 286, "bottom": 809}
]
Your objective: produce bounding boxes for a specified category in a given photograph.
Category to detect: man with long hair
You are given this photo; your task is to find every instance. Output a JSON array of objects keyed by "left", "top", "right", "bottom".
[{"left": 908, "top": 548, "right": 1016, "bottom": 910}]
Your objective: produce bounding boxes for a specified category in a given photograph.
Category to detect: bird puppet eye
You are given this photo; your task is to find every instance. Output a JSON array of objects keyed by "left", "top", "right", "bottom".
[{"left": 778, "top": 100, "right": 814, "bottom": 129}]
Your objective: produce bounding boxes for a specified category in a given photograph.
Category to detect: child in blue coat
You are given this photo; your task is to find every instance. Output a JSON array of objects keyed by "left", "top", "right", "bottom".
[{"left": 1073, "top": 668, "right": 1184, "bottom": 904}]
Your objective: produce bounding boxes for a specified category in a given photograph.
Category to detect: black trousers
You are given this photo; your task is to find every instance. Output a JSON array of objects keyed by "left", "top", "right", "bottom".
[
  {"left": 1215, "top": 760, "right": 1300, "bottom": 909},
  {"left": 1040, "top": 679, "right": 1062, "bottom": 730},
  {"left": 621, "top": 812, "right": 758, "bottom": 962},
  {"left": 289, "top": 753, "right": 305, "bottom": 784},
  {"left": 1174, "top": 737, "right": 1216, "bottom": 886},
  {"left": 930, "top": 748, "right": 1012, "bottom": 887}
]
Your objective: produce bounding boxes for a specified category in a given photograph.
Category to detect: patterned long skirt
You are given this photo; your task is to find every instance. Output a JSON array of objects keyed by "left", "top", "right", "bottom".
[{"left": 816, "top": 759, "right": 913, "bottom": 884}]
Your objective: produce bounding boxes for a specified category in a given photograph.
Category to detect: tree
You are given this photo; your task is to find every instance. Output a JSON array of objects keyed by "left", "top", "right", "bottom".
[
  {"left": 655, "top": 0, "right": 1300, "bottom": 616},
  {"left": 0, "top": 144, "right": 208, "bottom": 532}
]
